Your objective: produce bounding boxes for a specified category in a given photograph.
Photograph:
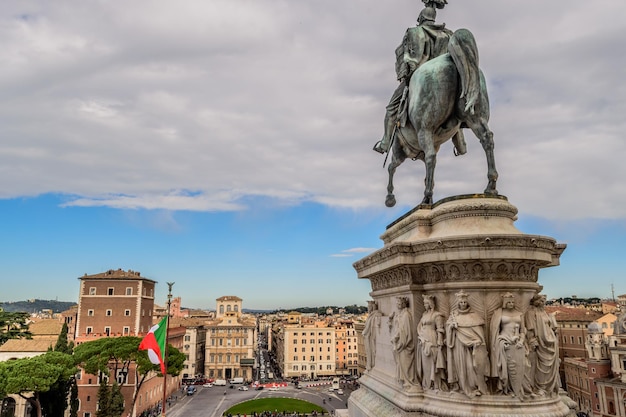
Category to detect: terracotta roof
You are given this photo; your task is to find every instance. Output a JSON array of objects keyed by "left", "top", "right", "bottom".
[
  {"left": 216, "top": 295, "right": 242, "bottom": 302},
  {"left": 29, "top": 319, "right": 63, "bottom": 336},
  {"left": 546, "top": 306, "right": 603, "bottom": 322},
  {"left": 169, "top": 317, "right": 208, "bottom": 327},
  {"left": 79, "top": 268, "right": 155, "bottom": 282},
  {"left": 0, "top": 338, "right": 56, "bottom": 352}
]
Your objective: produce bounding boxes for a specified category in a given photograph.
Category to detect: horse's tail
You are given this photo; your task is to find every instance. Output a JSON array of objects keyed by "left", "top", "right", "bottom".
[{"left": 448, "top": 28, "right": 480, "bottom": 114}]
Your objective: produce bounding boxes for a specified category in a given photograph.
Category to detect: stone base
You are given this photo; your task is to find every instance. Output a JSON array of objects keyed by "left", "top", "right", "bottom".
[
  {"left": 349, "top": 379, "right": 571, "bottom": 417},
  {"left": 351, "top": 195, "right": 571, "bottom": 417}
]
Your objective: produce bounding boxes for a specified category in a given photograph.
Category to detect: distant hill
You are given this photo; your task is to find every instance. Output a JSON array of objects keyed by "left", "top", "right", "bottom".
[{"left": 0, "top": 299, "right": 76, "bottom": 314}]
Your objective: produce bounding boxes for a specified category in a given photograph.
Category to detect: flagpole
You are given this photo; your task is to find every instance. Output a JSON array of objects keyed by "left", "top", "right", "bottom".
[{"left": 161, "top": 282, "right": 174, "bottom": 417}]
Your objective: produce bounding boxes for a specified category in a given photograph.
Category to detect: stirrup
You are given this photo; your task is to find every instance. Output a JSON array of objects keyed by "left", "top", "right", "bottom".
[{"left": 373, "top": 141, "right": 386, "bottom": 154}]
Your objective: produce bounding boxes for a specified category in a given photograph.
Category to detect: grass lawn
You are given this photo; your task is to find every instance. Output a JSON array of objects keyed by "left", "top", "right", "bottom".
[{"left": 224, "top": 398, "right": 326, "bottom": 416}]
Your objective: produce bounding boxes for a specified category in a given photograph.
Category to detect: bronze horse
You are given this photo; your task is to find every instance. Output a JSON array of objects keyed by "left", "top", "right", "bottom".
[{"left": 385, "top": 28, "right": 498, "bottom": 207}]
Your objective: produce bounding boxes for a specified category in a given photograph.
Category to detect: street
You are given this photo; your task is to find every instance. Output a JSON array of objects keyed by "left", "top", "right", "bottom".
[{"left": 163, "top": 383, "right": 354, "bottom": 417}]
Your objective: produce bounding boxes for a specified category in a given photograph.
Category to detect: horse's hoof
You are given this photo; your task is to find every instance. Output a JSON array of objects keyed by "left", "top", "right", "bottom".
[
  {"left": 484, "top": 188, "right": 499, "bottom": 196},
  {"left": 385, "top": 195, "right": 396, "bottom": 207},
  {"left": 421, "top": 197, "right": 433, "bottom": 205}
]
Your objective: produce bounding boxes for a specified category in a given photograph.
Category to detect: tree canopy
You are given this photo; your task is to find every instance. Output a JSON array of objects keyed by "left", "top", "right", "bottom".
[
  {"left": 0, "top": 351, "right": 76, "bottom": 417},
  {"left": 0, "top": 311, "right": 32, "bottom": 346}
]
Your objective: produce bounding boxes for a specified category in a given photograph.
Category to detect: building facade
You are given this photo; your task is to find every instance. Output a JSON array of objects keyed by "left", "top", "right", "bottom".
[{"left": 204, "top": 296, "right": 256, "bottom": 381}]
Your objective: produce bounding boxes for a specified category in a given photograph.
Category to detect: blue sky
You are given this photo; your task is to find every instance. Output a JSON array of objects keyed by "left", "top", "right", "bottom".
[{"left": 1, "top": 0, "right": 626, "bottom": 310}]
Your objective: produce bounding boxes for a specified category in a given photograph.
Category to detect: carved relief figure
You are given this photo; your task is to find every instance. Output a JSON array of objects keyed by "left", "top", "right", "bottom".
[
  {"left": 388, "top": 296, "right": 417, "bottom": 388},
  {"left": 525, "top": 293, "right": 560, "bottom": 396},
  {"left": 490, "top": 292, "right": 533, "bottom": 400},
  {"left": 417, "top": 294, "right": 446, "bottom": 390},
  {"left": 446, "top": 291, "right": 489, "bottom": 397},
  {"left": 363, "top": 300, "right": 382, "bottom": 371}
]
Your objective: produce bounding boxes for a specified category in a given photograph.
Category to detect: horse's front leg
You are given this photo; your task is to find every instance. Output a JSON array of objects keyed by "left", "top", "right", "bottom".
[
  {"left": 471, "top": 119, "right": 498, "bottom": 195},
  {"left": 419, "top": 130, "right": 437, "bottom": 205},
  {"left": 386, "top": 149, "right": 406, "bottom": 207}
]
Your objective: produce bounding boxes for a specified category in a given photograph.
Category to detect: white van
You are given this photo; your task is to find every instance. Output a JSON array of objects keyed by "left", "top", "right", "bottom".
[
  {"left": 230, "top": 377, "right": 244, "bottom": 384},
  {"left": 214, "top": 379, "right": 227, "bottom": 386}
]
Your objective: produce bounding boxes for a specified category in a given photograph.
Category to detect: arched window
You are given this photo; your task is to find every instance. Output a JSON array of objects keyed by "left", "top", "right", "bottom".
[
  {"left": 234, "top": 305, "right": 239, "bottom": 312},
  {"left": 227, "top": 305, "right": 232, "bottom": 312},
  {"left": 1, "top": 397, "right": 17, "bottom": 417},
  {"left": 219, "top": 305, "right": 224, "bottom": 314},
  {"left": 608, "top": 401, "right": 615, "bottom": 415}
]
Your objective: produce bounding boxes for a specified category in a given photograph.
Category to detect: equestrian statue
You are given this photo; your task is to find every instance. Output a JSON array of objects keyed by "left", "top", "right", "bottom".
[{"left": 373, "top": 1, "right": 498, "bottom": 207}]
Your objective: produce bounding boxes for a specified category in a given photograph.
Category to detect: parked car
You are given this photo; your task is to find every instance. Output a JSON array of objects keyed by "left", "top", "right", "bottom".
[
  {"left": 255, "top": 386, "right": 264, "bottom": 391},
  {"left": 238, "top": 386, "right": 249, "bottom": 391},
  {"left": 203, "top": 383, "right": 213, "bottom": 388},
  {"left": 269, "top": 387, "right": 279, "bottom": 391},
  {"left": 337, "top": 389, "right": 344, "bottom": 395},
  {"left": 186, "top": 386, "right": 196, "bottom": 396}
]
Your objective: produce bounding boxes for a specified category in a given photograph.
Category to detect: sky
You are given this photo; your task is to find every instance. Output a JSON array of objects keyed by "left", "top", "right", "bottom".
[{"left": 1, "top": 0, "right": 626, "bottom": 311}]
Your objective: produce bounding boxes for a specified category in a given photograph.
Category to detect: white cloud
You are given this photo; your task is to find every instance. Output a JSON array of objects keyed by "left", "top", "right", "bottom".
[{"left": 0, "top": 0, "right": 625, "bottom": 220}]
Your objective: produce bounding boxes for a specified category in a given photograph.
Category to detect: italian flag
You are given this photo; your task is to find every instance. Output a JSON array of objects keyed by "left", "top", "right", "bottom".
[{"left": 139, "top": 316, "right": 168, "bottom": 375}]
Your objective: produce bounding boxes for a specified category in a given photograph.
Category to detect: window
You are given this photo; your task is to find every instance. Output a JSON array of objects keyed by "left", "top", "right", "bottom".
[
  {"left": 108, "top": 288, "right": 114, "bottom": 296},
  {"left": 126, "top": 287, "right": 133, "bottom": 295},
  {"left": 89, "top": 287, "right": 96, "bottom": 295},
  {"left": 86, "top": 326, "right": 93, "bottom": 335},
  {"left": 104, "top": 327, "right": 111, "bottom": 336},
  {"left": 88, "top": 309, "right": 94, "bottom": 316},
  {"left": 123, "top": 326, "right": 130, "bottom": 335},
  {"left": 185, "top": 335, "right": 191, "bottom": 341},
  {"left": 116, "top": 370, "right": 128, "bottom": 384},
  {"left": 124, "top": 309, "right": 131, "bottom": 316},
  {"left": 106, "top": 310, "right": 112, "bottom": 316},
  {"left": 293, "top": 340, "right": 297, "bottom": 344},
  {"left": 294, "top": 355, "right": 298, "bottom": 361},
  {"left": 301, "top": 348, "right": 305, "bottom": 352},
  {"left": 219, "top": 305, "right": 224, "bottom": 314}
]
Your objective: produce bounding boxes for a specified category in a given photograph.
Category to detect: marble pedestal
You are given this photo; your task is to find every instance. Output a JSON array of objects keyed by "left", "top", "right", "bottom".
[{"left": 350, "top": 195, "right": 573, "bottom": 417}]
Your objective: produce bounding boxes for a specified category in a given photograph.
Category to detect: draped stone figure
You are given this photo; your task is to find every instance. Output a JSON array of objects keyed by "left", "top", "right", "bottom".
[
  {"left": 388, "top": 296, "right": 417, "bottom": 388},
  {"left": 525, "top": 293, "right": 560, "bottom": 397},
  {"left": 417, "top": 294, "right": 446, "bottom": 391},
  {"left": 446, "top": 291, "right": 489, "bottom": 397},
  {"left": 490, "top": 292, "right": 533, "bottom": 400},
  {"left": 363, "top": 300, "right": 382, "bottom": 372}
]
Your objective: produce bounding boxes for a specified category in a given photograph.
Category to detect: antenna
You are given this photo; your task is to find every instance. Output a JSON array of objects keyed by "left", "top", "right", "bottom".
[{"left": 611, "top": 283, "right": 615, "bottom": 301}]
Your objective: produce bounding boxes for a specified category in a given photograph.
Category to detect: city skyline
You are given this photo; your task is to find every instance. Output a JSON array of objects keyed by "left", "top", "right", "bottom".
[{"left": 1, "top": 1, "right": 626, "bottom": 310}]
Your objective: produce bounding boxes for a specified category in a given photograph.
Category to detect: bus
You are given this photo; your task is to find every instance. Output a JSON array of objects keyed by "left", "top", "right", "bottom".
[{"left": 332, "top": 377, "right": 340, "bottom": 390}]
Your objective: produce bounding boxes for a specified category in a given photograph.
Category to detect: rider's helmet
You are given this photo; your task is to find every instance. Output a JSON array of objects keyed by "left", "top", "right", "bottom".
[{"left": 417, "top": 7, "right": 437, "bottom": 24}]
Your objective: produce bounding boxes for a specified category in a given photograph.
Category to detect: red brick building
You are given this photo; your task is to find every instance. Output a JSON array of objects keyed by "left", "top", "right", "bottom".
[{"left": 74, "top": 269, "right": 179, "bottom": 417}]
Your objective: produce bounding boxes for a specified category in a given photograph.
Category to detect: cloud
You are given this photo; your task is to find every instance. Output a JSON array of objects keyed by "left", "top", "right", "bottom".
[
  {"left": 0, "top": 0, "right": 625, "bottom": 220},
  {"left": 330, "top": 247, "right": 377, "bottom": 257}
]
